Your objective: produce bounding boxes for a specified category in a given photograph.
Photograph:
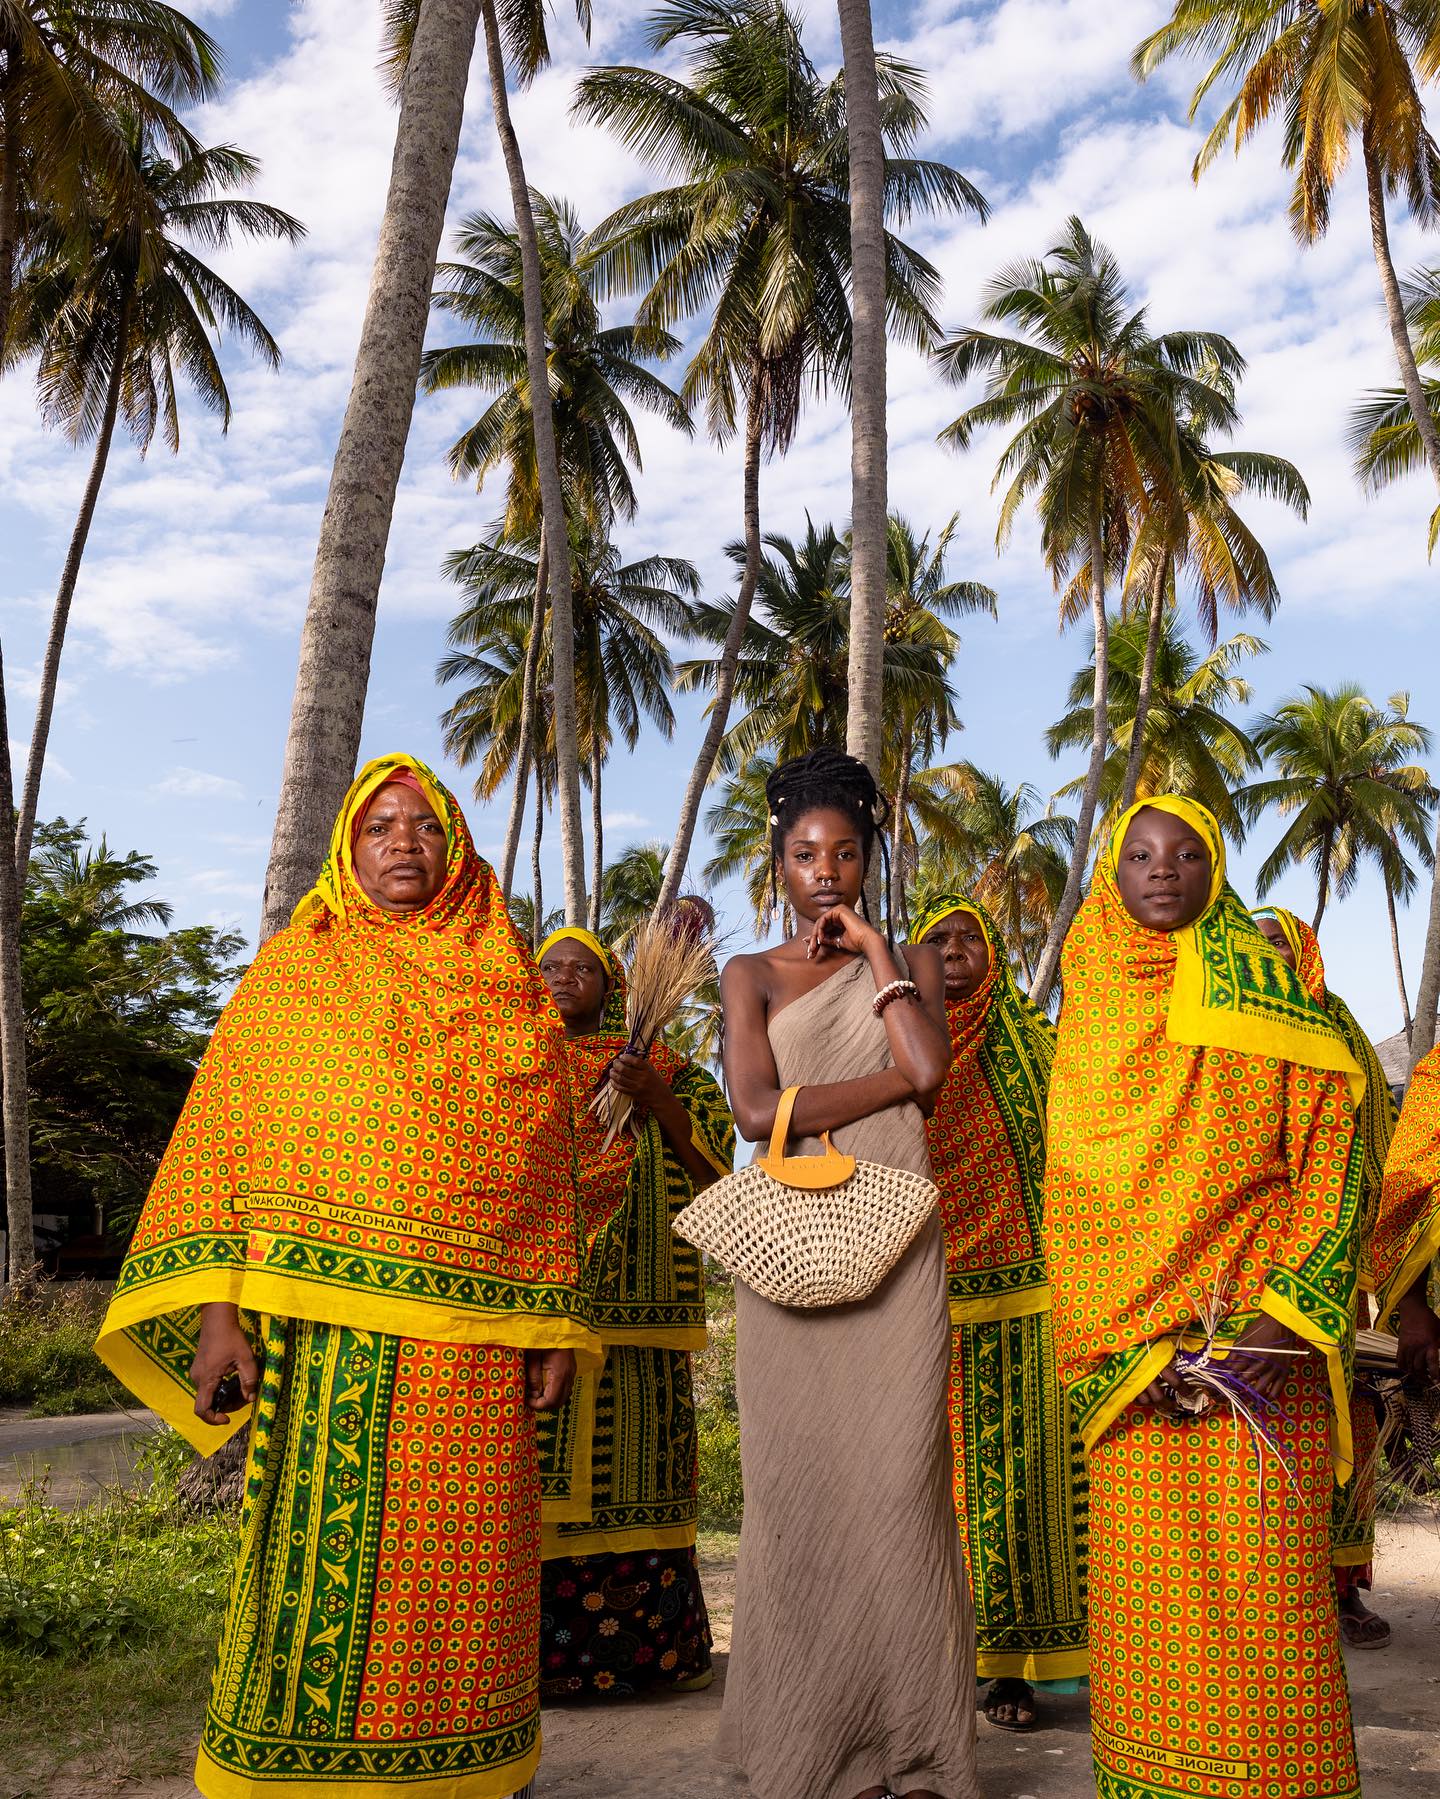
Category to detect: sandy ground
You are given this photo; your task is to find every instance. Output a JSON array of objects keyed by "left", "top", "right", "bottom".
[
  {"left": 4, "top": 1413, "right": 1437, "bottom": 1797},
  {"left": 13, "top": 1518, "right": 1435, "bottom": 1799}
]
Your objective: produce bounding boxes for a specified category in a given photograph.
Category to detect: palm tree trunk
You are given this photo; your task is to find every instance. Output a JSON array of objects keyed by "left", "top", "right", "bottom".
[
  {"left": 1385, "top": 870, "right": 1414, "bottom": 1046},
  {"left": 1031, "top": 521, "right": 1110, "bottom": 1003},
  {"left": 0, "top": 61, "right": 19, "bottom": 364},
  {"left": 589, "top": 739, "right": 603, "bottom": 934},
  {"left": 479, "top": 0, "right": 585, "bottom": 925},
  {"left": 258, "top": 0, "right": 483, "bottom": 942},
  {"left": 655, "top": 377, "right": 765, "bottom": 918},
  {"left": 1121, "top": 555, "right": 1166, "bottom": 814},
  {"left": 837, "top": 0, "right": 887, "bottom": 790},
  {"left": 14, "top": 282, "right": 134, "bottom": 877},
  {"left": 531, "top": 761, "right": 545, "bottom": 952},
  {"left": 1312, "top": 829, "right": 1332, "bottom": 932},
  {"left": 1408, "top": 811, "right": 1440, "bottom": 1072},
  {"left": 0, "top": 657, "right": 34, "bottom": 1283},
  {"left": 498, "top": 538, "right": 548, "bottom": 898},
  {"left": 888, "top": 738, "right": 912, "bottom": 937},
  {"left": 1364, "top": 133, "right": 1440, "bottom": 490}
]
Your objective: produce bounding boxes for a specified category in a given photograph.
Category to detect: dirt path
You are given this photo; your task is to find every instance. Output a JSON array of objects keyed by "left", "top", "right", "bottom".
[
  {"left": 0, "top": 1406, "right": 157, "bottom": 1508},
  {"left": 37, "top": 1515, "right": 1440, "bottom": 1799}
]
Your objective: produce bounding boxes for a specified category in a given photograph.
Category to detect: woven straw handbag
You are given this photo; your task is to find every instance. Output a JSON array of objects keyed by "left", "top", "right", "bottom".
[{"left": 672, "top": 1084, "right": 937, "bottom": 1308}]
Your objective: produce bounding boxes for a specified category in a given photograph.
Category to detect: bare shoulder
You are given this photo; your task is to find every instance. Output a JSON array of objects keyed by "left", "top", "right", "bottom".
[{"left": 720, "top": 948, "right": 773, "bottom": 1001}]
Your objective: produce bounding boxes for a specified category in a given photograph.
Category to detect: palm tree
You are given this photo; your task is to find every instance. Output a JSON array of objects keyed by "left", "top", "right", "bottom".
[
  {"left": 600, "top": 843, "right": 669, "bottom": 944},
  {"left": 1118, "top": 417, "right": 1308, "bottom": 812},
  {"left": 575, "top": 0, "right": 985, "bottom": 915},
  {"left": 1047, "top": 612, "right": 1266, "bottom": 842},
  {"left": 1134, "top": 2, "right": 1440, "bottom": 498},
  {"left": 0, "top": 1, "right": 219, "bottom": 356},
  {"left": 420, "top": 194, "right": 691, "bottom": 897},
  {"left": 10, "top": 126, "right": 301, "bottom": 881},
  {"left": 260, "top": 0, "right": 486, "bottom": 941},
  {"left": 1349, "top": 263, "right": 1440, "bottom": 552},
  {"left": 910, "top": 765, "right": 1075, "bottom": 985},
  {"left": 437, "top": 604, "right": 557, "bottom": 950},
  {"left": 439, "top": 520, "right": 699, "bottom": 928},
  {"left": 0, "top": 658, "right": 30, "bottom": 1278},
  {"left": 703, "top": 751, "right": 779, "bottom": 933},
  {"left": 936, "top": 216, "right": 1242, "bottom": 999},
  {"left": 676, "top": 517, "right": 960, "bottom": 775},
  {"left": 875, "top": 512, "right": 997, "bottom": 930},
  {"left": 838, "top": 0, "right": 917, "bottom": 782},
  {"left": 1237, "top": 689, "right": 1435, "bottom": 968}
]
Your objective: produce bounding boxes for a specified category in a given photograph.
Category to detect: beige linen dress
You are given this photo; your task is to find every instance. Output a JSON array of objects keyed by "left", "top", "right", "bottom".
[{"left": 718, "top": 954, "right": 979, "bottom": 1799}]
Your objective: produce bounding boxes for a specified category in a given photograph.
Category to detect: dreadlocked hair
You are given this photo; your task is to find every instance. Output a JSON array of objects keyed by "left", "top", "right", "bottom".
[{"left": 765, "top": 749, "right": 894, "bottom": 942}]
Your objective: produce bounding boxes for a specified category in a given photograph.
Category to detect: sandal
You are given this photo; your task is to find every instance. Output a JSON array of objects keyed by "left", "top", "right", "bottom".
[
  {"left": 1337, "top": 1585, "right": 1391, "bottom": 1649},
  {"left": 1339, "top": 1607, "right": 1392, "bottom": 1649},
  {"left": 983, "top": 1676, "right": 1038, "bottom": 1732}
]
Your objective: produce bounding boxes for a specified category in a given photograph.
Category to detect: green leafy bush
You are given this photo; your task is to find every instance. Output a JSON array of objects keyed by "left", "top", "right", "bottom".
[
  {"left": 695, "top": 1313, "right": 743, "bottom": 1529},
  {"left": 0, "top": 1281, "right": 124, "bottom": 1415},
  {"left": 0, "top": 1429, "right": 231, "bottom": 1664}
]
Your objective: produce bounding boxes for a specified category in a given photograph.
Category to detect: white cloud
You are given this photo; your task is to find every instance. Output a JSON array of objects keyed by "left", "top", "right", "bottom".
[
  {"left": 602, "top": 810, "right": 651, "bottom": 831},
  {"left": 153, "top": 767, "right": 245, "bottom": 801}
]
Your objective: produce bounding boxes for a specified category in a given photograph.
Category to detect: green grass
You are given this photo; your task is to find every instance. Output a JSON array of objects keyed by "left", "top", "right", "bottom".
[
  {"left": 0, "top": 1281, "right": 125, "bottom": 1417},
  {"left": 0, "top": 1430, "right": 231, "bottom": 1794},
  {"left": 695, "top": 1310, "right": 743, "bottom": 1530}
]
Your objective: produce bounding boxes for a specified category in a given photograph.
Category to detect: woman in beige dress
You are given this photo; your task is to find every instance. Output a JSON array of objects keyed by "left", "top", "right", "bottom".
[{"left": 718, "top": 749, "right": 980, "bottom": 1799}]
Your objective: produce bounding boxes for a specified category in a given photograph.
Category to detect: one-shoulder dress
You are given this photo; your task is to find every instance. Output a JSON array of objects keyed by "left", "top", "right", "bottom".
[{"left": 718, "top": 954, "right": 979, "bottom": 1799}]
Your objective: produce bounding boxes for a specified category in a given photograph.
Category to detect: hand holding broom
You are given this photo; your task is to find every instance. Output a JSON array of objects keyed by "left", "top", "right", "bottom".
[{"left": 590, "top": 897, "right": 716, "bottom": 1149}]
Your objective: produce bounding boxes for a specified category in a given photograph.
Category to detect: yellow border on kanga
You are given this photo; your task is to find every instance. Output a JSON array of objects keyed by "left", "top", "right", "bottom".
[
  {"left": 541, "top": 1371, "right": 597, "bottom": 1527},
  {"left": 977, "top": 1645, "right": 1089, "bottom": 1683},
  {"left": 948, "top": 1288, "right": 1050, "bottom": 1327},
  {"left": 541, "top": 1520, "right": 697, "bottom": 1559},
  {"left": 96, "top": 1266, "right": 602, "bottom": 1456},
  {"left": 1376, "top": 1212, "right": 1440, "bottom": 1333},
  {"left": 195, "top": 1739, "right": 540, "bottom": 1799},
  {"left": 1082, "top": 1306, "right": 1353, "bottom": 1484}
]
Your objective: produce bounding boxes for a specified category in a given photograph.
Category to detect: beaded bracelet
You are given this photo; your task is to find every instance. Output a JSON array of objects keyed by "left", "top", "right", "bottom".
[{"left": 872, "top": 978, "right": 921, "bottom": 1016}]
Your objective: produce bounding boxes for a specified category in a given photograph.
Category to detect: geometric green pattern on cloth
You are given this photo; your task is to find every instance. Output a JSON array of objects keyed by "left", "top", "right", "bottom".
[
  {"left": 950, "top": 1310, "right": 1088, "bottom": 1681},
  {"left": 961, "top": 955, "right": 1055, "bottom": 1311},
  {"left": 198, "top": 1317, "right": 539, "bottom": 1796},
  {"left": 1069, "top": 1107, "right": 1363, "bottom": 1452},
  {"left": 586, "top": 1063, "right": 733, "bottom": 1340},
  {"left": 1326, "top": 990, "right": 1398, "bottom": 1260},
  {"left": 545, "top": 1345, "right": 700, "bottom": 1551},
  {"left": 1191, "top": 884, "right": 1351, "bottom": 1049}
]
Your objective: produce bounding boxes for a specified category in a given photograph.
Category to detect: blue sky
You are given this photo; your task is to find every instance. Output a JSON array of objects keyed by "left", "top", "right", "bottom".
[{"left": 3, "top": 0, "right": 1438, "bottom": 1043}]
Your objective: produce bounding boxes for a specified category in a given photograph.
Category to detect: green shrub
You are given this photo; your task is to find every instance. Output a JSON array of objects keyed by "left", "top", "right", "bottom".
[
  {"left": 0, "top": 1428, "right": 231, "bottom": 1664},
  {"left": 696, "top": 1313, "right": 743, "bottom": 1529},
  {"left": 0, "top": 1281, "right": 125, "bottom": 1415}
]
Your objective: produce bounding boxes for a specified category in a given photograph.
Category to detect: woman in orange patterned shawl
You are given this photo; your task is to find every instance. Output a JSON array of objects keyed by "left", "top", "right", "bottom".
[
  {"left": 1373, "top": 1046, "right": 1440, "bottom": 1376},
  {"left": 911, "top": 893, "right": 1087, "bottom": 1731},
  {"left": 97, "top": 753, "right": 598, "bottom": 1799},
  {"left": 1045, "top": 795, "right": 1363, "bottom": 1799},
  {"left": 1254, "top": 904, "right": 1398, "bottom": 1647},
  {"left": 532, "top": 926, "right": 733, "bottom": 1700}
]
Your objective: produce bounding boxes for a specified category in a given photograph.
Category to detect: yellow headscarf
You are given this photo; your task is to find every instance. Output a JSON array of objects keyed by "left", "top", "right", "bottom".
[
  {"left": 98, "top": 753, "right": 599, "bottom": 1451},
  {"left": 1098, "top": 797, "right": 1363, "bottom": 1106},
  {"left": 1045, "top": 794, "right": 1364, "bottom": 1466}
]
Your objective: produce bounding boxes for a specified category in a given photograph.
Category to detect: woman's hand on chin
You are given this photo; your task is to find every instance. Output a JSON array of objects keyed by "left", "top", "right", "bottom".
[{"left": 806, "top": 902, "right": 878, "bottom": 960}]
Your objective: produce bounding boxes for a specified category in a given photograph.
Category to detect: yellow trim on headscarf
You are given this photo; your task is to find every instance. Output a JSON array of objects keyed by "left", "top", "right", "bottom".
[
  {"left": 912, "top": 899, "right": 992, "bottom": 957},
  {"left": 537, "top": 925, "right": 612, "bottom": 971},
  {"left": 1254, "top": 905, "right": 1308, "bottom": 973},
  {"left": 1105, "top": 797, "right": 1364, "bottom": 1110},
  {"left": 292, "top": 752, "right": 451, "bottom": 927}
]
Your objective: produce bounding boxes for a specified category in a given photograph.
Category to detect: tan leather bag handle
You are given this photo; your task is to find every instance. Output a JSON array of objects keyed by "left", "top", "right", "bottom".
[{"left": 757, "top": 1085, "right": 857, "bottom": 1191}]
